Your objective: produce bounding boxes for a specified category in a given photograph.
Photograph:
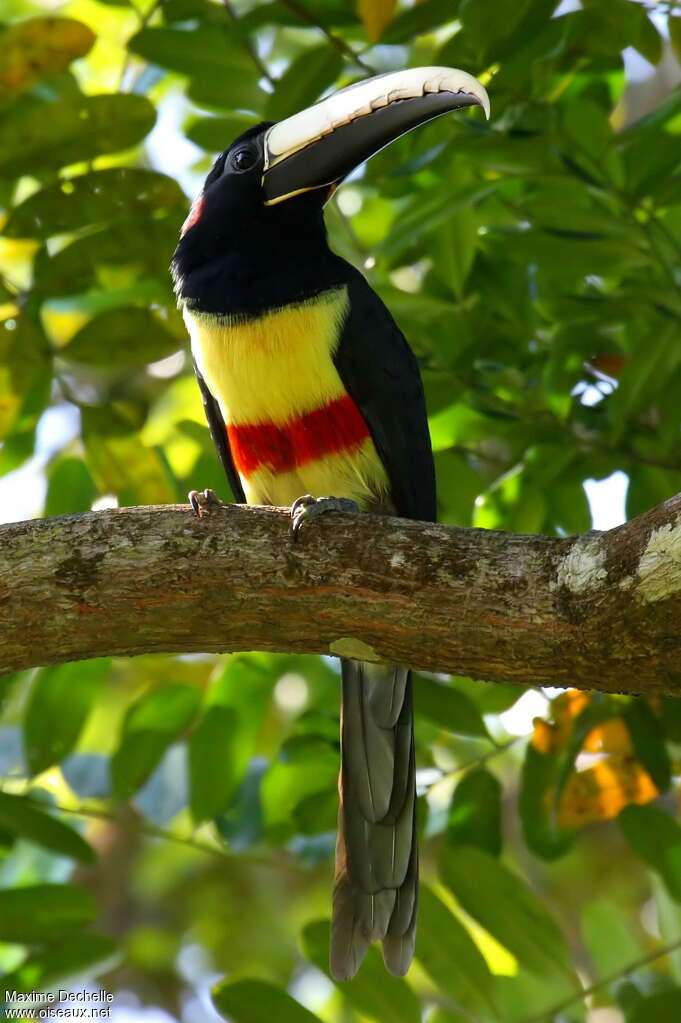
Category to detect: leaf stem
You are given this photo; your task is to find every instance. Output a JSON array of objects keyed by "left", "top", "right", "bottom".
[
  {"left": 436, "top": 735, "right": 524, "bottom": 788},
  {"left": 522, "top": 935, "right": 681, "bottom": 1023},
  {"left": 54, "top": 800, "right": 304, "bottom": 874},
  {"left": 117, "top": 0, "right": 166, "bottom": 93},
  {"left": 222, "top": 0, "right": 276, "bottom": 88},
  {"left": 278, "top": 0, "right": 377, "bottom": 74}
]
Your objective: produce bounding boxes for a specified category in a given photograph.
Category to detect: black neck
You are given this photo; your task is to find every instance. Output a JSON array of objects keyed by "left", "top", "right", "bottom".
[{"left": 173, "top": 210, "right": 351, "bottom": 319}]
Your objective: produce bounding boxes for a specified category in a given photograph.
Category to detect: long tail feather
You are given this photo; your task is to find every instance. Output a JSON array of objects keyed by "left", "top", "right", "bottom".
[{"left": 330, "top": 659, "right": 417, "bottom": 981}]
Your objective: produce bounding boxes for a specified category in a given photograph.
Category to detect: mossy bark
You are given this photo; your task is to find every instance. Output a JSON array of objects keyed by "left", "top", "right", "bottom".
[{"left": 1, "top": 496, "right": 681, "bottom": 693}]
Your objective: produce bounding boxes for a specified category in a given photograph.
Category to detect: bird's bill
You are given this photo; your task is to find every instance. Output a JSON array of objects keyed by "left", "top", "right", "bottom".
[{"left": 262, "top": 66, "right": 489, "bottom": 205}]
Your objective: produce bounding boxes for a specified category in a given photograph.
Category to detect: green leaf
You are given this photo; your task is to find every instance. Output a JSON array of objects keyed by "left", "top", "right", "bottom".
[
  {"left": 581, "top": 899, "right": 641, "bottom": 981},
  {"left": 292, "top": 787, "right": 337, "bottom": 834},
  {"left": 45, "top": 457, "right": 96, "bottom": 517},
  {"left": 0, "top": 933, "right": 117, "bottom": 993},
  {"left": 661, "top": 696, "right": 681, "bottom": 744},
  {"left": 184, "top": 114, "right": 259, "bottom": 152},
  {"left": 186, "top": 69, "right": 265, "bottom": 113},
  {"left": 432, "top": 207, "right": 478, "bottom": 299},
  {"left": 451, "top": 676, "right": 524, "bottom": 716},
  {"left": 630, "top": 4, "right": 663, "bottom": 64},
  {"left": 215, "top": 759, "right": 265, "bottom": 851},
  {"left": 0, "top": 884, "right": 96, "bottom": 943},
  {"left": 125, "top": 682, "right": 201, "bottom": 734},
  {"left": 414, "top": 674, "right": 490, "bottom": 739},
  {"left": 4, "top": 168, "right": 185, "bottom": 240},
  {"left": 63, "top": 308, "right": 180, "bottom": 368},
  {"left": 261, "top": 747, "right": 338, "bottom": 831},
  {"left": 626, "top": 988, "right": 681, "bottom": 1023},
  {"left": 670, "top": 16, "right": 681, "bottom": 65},
  {"left": 417, "top": 885, "right": 498, "bottom": 1017},
  {"left": 459, "top": 0, "right": 534, "bottom": 62},
  {"left": 0, "top": 315, "right": 51, "bottom": 441},
  {"left": 240, "top": 0, "right": 358, "bottom": 31},
  {"left": 447, "top": 768, "right": 502, "bottom": 855},
  {"left": 0, "top": 792, "right": 94, "bottom": 863},
  {"left": 381, "top": 183, "right": 498, "bottom": 263},
  {"left": 208, "top": 655, "right": 278, "bottom": 780},
  {"left": 301, "top": 920, "right": 421, "bottom": 1023},
  {"left": 519, "top": 744, "right": 574, "bottom": 861},
  {"left": 82, "top": 415, "right": 176, "bottom": 507},
  {"left": 440, "top": 845, "right": 575, "bottom": 980},
  {"left": 212, "top": 979, "right": 323, "bottom": 1023},
  {"left": 34, "top": 217, "right": 177, "bottom": 297},
  {"left": 0, "top": 93, "right": 156, "bottom": 179},
  {"left": 129, "top": 25, "right": 253, "bottom": 77},
  {"left": 265, "top": 45, "right": 343, "bottom": 122},
  {"left": 189, "top": 705, "right": 239, "bottom": 823},
  {"left": 382, "top": 0, "right": 460, "bottom": 44},
  {"left": 24, "top": 659, "right": 109, "bottom": 775},
  {"left": 111, "top": 683, "right": 200, "bottom": 800},
  {"left": 623, "top": 700, "right": 671, "bottom": 792},
  {"left": 622, "top": 132, "right": 681, "bottom": 198},
  {"left": 427, "top": 1012, "right": 476, "bottom": 1023},
  {"left": 562, "top": 96, "right": 613, "bottom": 163},
  {"left": 129, "top": 26, "right": 263, "bottom": 112},
  {"left": 620, "top": 805, "right": 681, "bottom": 902},
  {"left": 608, "top": 324, "right": 681, "bottom": 437}
]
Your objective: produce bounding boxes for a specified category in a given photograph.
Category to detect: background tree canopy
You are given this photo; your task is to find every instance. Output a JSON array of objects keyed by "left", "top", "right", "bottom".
[{"left": 2, "top": 0, "right": 681, "bottom": 1020}]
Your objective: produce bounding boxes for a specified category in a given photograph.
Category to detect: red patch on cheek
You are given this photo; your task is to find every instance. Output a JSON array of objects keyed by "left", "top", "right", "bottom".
[{"left": 181, "top": 194, "right": 205, "bottom": 236}]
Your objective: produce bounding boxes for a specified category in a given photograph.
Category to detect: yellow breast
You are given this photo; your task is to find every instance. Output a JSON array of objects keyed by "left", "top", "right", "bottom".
[{"left": 184, "top": 289, "right": 389, "bottom": 509}]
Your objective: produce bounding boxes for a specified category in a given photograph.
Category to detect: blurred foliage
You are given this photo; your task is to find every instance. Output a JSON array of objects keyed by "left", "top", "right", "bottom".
[{"left": 2, "top": 0, "right": 681, "bottom": 1021}]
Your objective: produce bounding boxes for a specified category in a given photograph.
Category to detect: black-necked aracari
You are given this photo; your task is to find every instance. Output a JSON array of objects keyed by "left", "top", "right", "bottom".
[{"left": 172, "top": 66, "right": 489, "bottom": 980}]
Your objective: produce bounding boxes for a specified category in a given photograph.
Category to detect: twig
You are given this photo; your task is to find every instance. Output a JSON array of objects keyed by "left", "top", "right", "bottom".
[
  {"left": 522, "top": 935, "right": 681, "bottom": 1023},
  {"left": 278, "top": 0, "right": 377, "bottom": 74},
  {"left": 117, "top": 0, "right": 167, "bottom": 93},
  {"left": 439, "top": 736, "right": 524, "bottom": 786},
  {"left": 54, "top": 801, "right": 304, "bottom": 874},
  {"left": 222, "top": 0, "right": 276, "bottom": 88}
]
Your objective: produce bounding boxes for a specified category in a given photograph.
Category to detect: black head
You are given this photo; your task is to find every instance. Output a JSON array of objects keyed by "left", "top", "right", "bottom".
[
  {"left": 172, "top": 123, "right": 343, "bottom": 318},
  {"left": 171, "top": 69, "right": 489, "bottom": 318}
]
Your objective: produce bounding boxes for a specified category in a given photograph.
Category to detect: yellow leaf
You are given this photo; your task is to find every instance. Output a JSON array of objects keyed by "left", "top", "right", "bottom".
[
  {"left": 531, "top": 717, "right": 557, "bottom": 755},
  {"left": 532, "top": 689, "right": 591, "bottom": 754},
  {"left": 552, "top": 689, "right": 590, "bottom": 729},
  {"left": 0, "top": 18, "right": 95, "bottom": 103},
  {"left": 358, "top": 0, "right": 398, "bottom": 41},
  {"left": 558, "top": 757, "right": 658, "bottom": 829},
  {"left": 583, "top": 718, "right": 632, "bottom": 755}
]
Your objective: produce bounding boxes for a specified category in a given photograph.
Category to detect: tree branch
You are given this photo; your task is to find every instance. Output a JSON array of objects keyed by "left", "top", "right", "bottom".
[{"left": 2, "top": 495, "right": 681, "bottom": 691}]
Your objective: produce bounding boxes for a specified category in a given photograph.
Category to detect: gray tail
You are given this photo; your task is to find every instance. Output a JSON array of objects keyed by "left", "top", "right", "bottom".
[{"left": 330, "top": 659, "right": 417, "bottom": 980}]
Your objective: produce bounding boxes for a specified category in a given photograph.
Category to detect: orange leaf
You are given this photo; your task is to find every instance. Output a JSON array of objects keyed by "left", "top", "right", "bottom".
[
  {"left": 358, "top": 0, "right": 398, "bottom": 41},
  {"left": 531, "top": 717, "right": 558, "bottom": 755},
  {"left": 558, "top": 757, "right": 658, "bottom": 829},
  {"left": 583, "top": 718, "right": 632, "bottom": 755},
  {"left": 534, "top": 689, "right": 592, "bottom": 752},
  {"left": 553, "top": 689, "right": 590, "bottom": 726},
  {"left": 0, "top": 18, "right": 95, "bottom": 103}
]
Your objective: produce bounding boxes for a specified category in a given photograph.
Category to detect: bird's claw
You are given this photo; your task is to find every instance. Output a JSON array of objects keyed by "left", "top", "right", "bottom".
[
  {"left": 290, "top": 494, "right": 359, "bottom": 540},
  {"left": 188, "top": 488, "right": 223, "bottom": 519}
]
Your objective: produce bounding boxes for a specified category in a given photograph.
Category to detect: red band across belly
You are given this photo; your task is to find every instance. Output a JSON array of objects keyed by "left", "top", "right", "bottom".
[{"left": 227, "top": 394, "right": 371, "bottom": 477}]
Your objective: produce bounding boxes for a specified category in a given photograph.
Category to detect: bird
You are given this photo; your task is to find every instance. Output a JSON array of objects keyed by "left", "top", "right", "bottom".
[{"left": 171, "top": 66, "right": 489, "bottom": 980}]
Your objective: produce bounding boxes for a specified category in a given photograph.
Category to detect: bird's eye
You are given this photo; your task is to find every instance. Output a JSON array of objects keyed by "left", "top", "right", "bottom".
[{"left": 230, "top": 147, "right": 258, "bottom": 172}]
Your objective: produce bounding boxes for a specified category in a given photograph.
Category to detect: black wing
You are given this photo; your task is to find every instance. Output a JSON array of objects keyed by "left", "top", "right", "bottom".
[
  {"left": 192, "top": 357, "right": 246, "bottom": 503},
  {"left": 333, "top": 271, "right": 436, "bottom": 522}
]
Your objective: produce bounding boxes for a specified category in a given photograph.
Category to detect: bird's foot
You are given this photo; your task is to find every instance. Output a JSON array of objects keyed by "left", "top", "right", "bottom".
[
  {"left": 188, "top": 488, "right": 224, "bottom": 519},
  {"left": 290, "top": 494, "right": 359, "bottom": 540}
]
